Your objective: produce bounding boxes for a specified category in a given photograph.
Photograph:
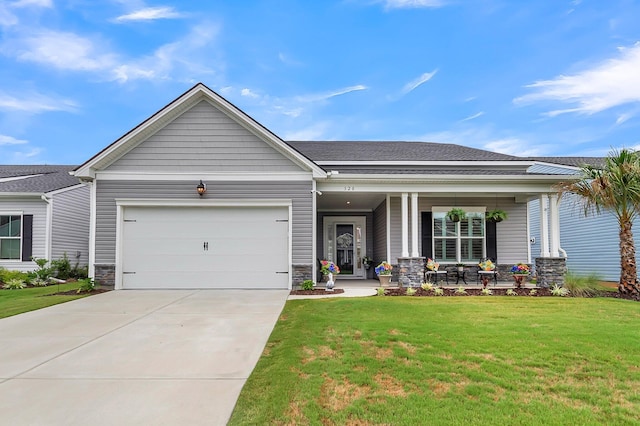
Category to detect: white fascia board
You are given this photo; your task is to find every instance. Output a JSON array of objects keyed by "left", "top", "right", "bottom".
[
  {"left": 0, "top": 192, "right": 43, "bottom": 198},
  {"left": 320, "top": 173, "right": 572, "bottom": 183},
  {"left": 95, "top": 171, "right": 313, "bottom": 181},
  {"left": 44, "top": 183, "right": 87, "bottom": 197},
  {"left": 317, "top": 180, "right": 560, "bottom": 194},
  {"left": 115, "top": 198, "right": 293, "bottom": 208},
  {"left": 315, "top": 160, "right": 536, "bottom": 167}
]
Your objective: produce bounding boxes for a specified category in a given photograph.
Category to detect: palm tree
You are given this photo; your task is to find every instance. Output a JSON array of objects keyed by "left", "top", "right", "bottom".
[{"left": 557, "top": 148, "right": 640, "bottom": 294}]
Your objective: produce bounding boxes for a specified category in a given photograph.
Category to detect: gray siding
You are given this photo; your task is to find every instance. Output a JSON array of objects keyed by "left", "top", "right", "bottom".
[
  {"left": 373, "top": 199, "right": 387, "bottom": 263},
  {"left": 528, "top": 164, "right": 577, "bottom": 175},
  {"left": 95, "top": 180, "right": 313, "bottom": 265},
  {"left": 107, "top": 100, "right": 304, "bottom": 173},
  {"left": 529, "top": 194, "right": 640, "bottom": 281},
  {"left": 0, "top": 197, "right": 47, "bottom": 271},
  {"left": 50, "top": 185, "right": 90, "bottom": 266},
  {"left": 388, "top": 196, "right": 528, "bottom": 264}
]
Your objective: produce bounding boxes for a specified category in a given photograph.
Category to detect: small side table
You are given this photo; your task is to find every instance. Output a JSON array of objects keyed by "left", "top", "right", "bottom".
[
  {"left": 455, "top": 269, "right": 467, "bottom": 284},
  {"left": 425, "top": 270, "right": 449, "bottom": 285}
]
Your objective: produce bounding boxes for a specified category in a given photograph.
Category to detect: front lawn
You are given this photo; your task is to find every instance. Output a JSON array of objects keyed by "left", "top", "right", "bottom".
[
  {"left": 0, "top": 282, "right": 96, "bottom": 319},
  {"left": 230, "top": 297, "right": 640, "bottom": 425}
]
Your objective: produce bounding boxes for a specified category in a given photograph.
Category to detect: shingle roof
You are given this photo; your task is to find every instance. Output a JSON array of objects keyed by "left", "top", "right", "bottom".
[
  {"left": 287, "top": 141, "right": 520, "bottom": 162},
  {"left": 0, "top": 165, "right": 81, "bottom": 193}
]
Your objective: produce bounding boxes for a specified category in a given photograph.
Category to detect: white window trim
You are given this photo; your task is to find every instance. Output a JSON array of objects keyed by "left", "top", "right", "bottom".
[
  {"left": 432, "top": 207, "right": 486, "bottom": 263},
  {"left": 0, "top": 213, "right": 23, "bottom": 261}
]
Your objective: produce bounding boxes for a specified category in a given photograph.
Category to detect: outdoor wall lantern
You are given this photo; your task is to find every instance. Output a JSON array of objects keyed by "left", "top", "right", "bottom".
[{"left": 196, "top": 180, "right": 206, "bottom": 196}]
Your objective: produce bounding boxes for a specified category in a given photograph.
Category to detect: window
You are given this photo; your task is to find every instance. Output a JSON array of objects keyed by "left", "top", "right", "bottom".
[
  {"left": 432, "top": 208, "right": 484, "bottom": 262},
  {"left": 0, "top": 215, "right": 21, "bottom": 260}
]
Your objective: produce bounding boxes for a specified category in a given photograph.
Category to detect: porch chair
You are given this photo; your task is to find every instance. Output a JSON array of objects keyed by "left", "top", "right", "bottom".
[
  {"left": 476, "top": 258, "right": 498, "bottom": 286},
  {"left": 424, "top": 259, "right": 449, "bottom": 285}
]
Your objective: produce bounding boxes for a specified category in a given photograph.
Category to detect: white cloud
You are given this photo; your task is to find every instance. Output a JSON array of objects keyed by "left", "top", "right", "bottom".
[
  {"left": 0, "top": 135, "right": 28, "bottom": 145},
  {"left": 283, "top": 122, "right": 331, "bottom": 140},
  {"left": 241, "top": 88, "right": 259, "bottom": 99},
  {"left": 278, "top": 52, "right": 303, "bottom": 66},
  {"left": 11, "top": 0, "right": 52, "bottom": 8},
  {"left": 114, "top": 6, "right": 184, "bottom": 23},
  {"left": 8, "top": 30, "right": 115, "bottom": 72},
  {"left": 0, "top": 92, "right": 77, "bottom": 113},
  {"left": 401, "top": 70, "right": 438, "bottom": 94},
  {"left": 381, "top": 0, "right": 448, "bottom": 9},
  {"left": 295, "top": 85, "right": 368, "bottom": 103},
  {"left": 615, "top": 112, "right": 634, "bottom": 125},
  {"left": 483, "top": 138, "right": 541, "bottom": 157},
  {"left": 515, "top": 42, "right": 640, "bottom": 116},
  {"left": 460, "top": 112, "right": 484, "bottom": 122}
]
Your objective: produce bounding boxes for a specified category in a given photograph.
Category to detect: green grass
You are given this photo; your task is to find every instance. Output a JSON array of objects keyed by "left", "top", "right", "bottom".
[
  {"left": 229, "top": 297, "right": 640, "bottom": 425},
  {"left": 0, "top": 282, "right": 94, "bottom": 319}
]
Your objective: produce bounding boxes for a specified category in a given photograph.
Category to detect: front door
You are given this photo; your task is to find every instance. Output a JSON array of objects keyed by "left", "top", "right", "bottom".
[{"left": 324, "top": 216, "right": 366, "bottom": 279}]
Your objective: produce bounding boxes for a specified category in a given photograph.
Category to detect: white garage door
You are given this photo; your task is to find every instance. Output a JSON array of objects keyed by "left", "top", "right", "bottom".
[{"left": 120, "top": 206, "right": 289, "bottom": 289}]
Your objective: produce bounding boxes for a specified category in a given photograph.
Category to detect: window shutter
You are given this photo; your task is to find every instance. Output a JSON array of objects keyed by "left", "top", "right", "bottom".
[
  {"left": 486, "top": 220, "right": 497, "bottom": 262},
  {"left": 421, "top": 212, "right": 433, "bottom": 259},
  {"left": 22, "top": 214, "right": 33, "bottom": 261}
]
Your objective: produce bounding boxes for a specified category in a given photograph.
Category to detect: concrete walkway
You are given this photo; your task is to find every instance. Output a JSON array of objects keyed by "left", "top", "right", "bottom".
[{"left": 0, "top": 289, "right": 288, "bottom": 426}]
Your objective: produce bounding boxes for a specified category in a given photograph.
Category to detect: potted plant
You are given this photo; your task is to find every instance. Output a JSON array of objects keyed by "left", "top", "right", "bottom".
[
  {"left": 456, "top": 262, "right": 465, "bottom": 272},
  {"left": 486, "top": 209, "right": 508, "bottom": 222},
  {"left": 446, "top": 207, "right": 466, "bottom": 222},
  {"left": 362, "top": 256, "right": 373, "bottom": 269},
  {"left": 320, "top": 260, "right": 340, "bottom": 291},
  {"left": 375, "top": 261, "right": 393, "bottom": 287},
  {"left": 510, "top": 263, "right": 530, "bottom": 288}
]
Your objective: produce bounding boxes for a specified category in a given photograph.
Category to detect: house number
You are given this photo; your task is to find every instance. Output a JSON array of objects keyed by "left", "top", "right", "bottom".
[{"left": 344, "top": 186, "right": 355, "bottom": 191}]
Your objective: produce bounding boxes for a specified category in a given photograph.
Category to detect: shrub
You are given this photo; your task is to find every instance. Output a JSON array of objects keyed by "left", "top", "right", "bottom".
[
  {"left": 31, "top": 257, "right": 53, "bottom": 281},
  {"left": 528, "top": 289, "right": 538, "bottom": 296},
  {"left": 406, "top": 287, "right": 417, "bottom": 296},
  {"left": 376, "top": 287, "right": 386, "bottom": 296},
  {"left": 563, "top": 270, "right": 601, "bottom": 298},
  {"left": 550, "top": 284, "right": 570, "bottom": 297},
  {"left": 454, "top": 287, "right": 467, "bottom": 295},
  {"left": 421, "top": 282, "right": 434, "bottom": 291},
  {"left": 301, "top": 279, "right": 314, "bottom": 290},
  {"left": 506, "top": 289, "right": 517, "bottom": 296},
  {"left": 51, "top": 253, "right": 72, "bottom": 280},
  {"left": 480, "top": 288, "right": 493, "bottom": 295},
  {"left": 3, "top": 278, "right": 26, "bottom": 290},
  {"left": 76, "top": 278, "right": 95, "bottom": 293},
  {"left": 0, "top": 268, "right": 29, "bottom": 284},
  {"left": 31, "top": 277, "right": 49, "bottom": 287},
  {"left": 70, "top": 264, "right": 88, "bottom": 279},
  {"left": 433, "top": 287, "right": 444, "bottom": 296}
]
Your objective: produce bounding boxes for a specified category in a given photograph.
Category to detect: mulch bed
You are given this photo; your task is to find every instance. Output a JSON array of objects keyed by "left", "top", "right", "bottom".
[
  {"left": 46, "top": 288, "right": 112, "bottom": 296},
  {"left": 290, "top": 288, "right": 345, "bottom": 295},
  {"left": 381, "top": 286, "right": 640, "bottom": 301}
]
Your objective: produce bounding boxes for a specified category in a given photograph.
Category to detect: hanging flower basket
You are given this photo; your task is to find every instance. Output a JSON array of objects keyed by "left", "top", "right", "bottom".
[
  {"left": 447, "top": 208, "right": 467, "bottom": 222},
  {"left": 486, "top": 209, "right": 508, "bottom": 223}
]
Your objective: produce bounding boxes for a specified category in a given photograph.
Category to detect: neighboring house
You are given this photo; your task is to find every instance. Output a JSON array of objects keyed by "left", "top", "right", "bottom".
[
  {"left": 73, "top": 83, "right": 575, "bottom": 290},
  {"left": 0, "top": 166, "right": 90, "bottom": 272},
  {"left": 527, "top": 157, "right": 638, "bottom": 282}
]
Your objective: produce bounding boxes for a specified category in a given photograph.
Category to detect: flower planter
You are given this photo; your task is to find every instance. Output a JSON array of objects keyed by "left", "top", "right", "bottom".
[
  {"left": 378, "top": 274, "right": 392, "bottom": 287},
  {"left": 512, "top": 274, "right": 528, "bottom": 288}
]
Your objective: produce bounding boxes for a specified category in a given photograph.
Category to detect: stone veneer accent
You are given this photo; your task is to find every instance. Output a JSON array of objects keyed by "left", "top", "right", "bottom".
[
  {"left": 535, "top": 257, "right": 567, "bottom": 288},
  {"left": 292, "top": 264, "right": 312, "bottom": 287},
  {"left": 397, "top": 257, "right": 426, "bottom": 288},
  {"left": 94, "top": 264, "right": 115, "bottom": 288}
]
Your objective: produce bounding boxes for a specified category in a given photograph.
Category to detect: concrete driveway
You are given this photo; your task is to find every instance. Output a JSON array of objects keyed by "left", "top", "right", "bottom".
[{"left": 0, "top": 289, "right": 288, "bottom": 425}]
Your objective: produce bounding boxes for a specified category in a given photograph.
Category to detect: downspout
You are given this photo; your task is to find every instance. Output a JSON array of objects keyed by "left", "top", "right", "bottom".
[{"left": 40, "top": 194, "right": 52, "bottom": 261}]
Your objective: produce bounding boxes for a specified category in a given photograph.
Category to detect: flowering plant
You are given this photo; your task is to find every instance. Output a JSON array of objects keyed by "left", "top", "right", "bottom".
[
  {"left": 426, "top": 258, "right": 439, "bottom": 271},
  {"left": 510, "top": 263, "right": 530, "bottom": 275},
  {"left": 320, "top": 260, "right": 340, "bottom": 275},
  {"left": 478, "top": 259, "right": 495, "bottom": 271},
  {"left": 375, "top": 261, "right": 393, "bottom": 276}
]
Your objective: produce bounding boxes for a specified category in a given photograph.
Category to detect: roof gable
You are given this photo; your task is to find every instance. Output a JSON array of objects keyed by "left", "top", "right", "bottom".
[{"left": 74, "top": 83, "right": 326, "bottom": 179}]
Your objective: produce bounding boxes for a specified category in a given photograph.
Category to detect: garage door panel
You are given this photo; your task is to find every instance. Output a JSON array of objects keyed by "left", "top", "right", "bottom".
[{"left": 121, "top": 206, "right": 290, "bottom": 289}]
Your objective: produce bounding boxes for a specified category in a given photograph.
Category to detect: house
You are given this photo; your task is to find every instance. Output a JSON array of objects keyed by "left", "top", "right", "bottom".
[
  {"left": 73, "top": 83, "right": 574, "bottom": 290},
  {"left": 527, "top": 157, "right": 639, "bottom": 282},
  {"left": 0, "top": 165, "right": 90, "bottom": 271}
]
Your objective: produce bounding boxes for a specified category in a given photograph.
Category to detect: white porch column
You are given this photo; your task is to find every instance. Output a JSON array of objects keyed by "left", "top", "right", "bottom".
[
  {"left": 401, "top": 192, "right": 409, "bottom": 257},
  {"left": 549, "top": 193, "right": 561, "bottom": 257},
  {"left": 411, "top": 193, "right": 419, "bottom": 257},
  {"left": 386, "top": 194, "right": 391, "bottom": 262},
  {"left": 539, "top": 194, "right": 550, "bottom": 257}
]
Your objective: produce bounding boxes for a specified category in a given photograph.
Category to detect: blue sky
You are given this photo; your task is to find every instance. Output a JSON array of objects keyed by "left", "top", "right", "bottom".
[{"left": 1, "top": 0, "right": 640, "bottom": 165}]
